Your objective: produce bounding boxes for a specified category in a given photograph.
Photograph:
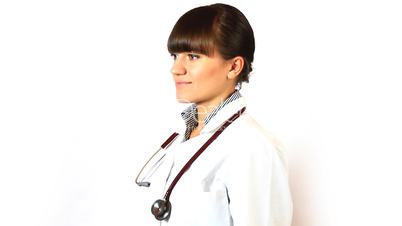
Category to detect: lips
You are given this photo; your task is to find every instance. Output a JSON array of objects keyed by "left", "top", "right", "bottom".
[{"left": 175, "top": 81, "right": 192, "bottom": 87}]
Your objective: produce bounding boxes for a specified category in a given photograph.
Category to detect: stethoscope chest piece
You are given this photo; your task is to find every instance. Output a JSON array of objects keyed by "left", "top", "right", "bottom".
[{"left": 151, "top": 199, "right": 171, "bottom": 221}]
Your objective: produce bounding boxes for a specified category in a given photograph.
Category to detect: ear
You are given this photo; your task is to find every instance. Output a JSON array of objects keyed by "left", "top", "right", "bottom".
[{"left": 227, "top": 56, "right": 244, "bottom": 80}]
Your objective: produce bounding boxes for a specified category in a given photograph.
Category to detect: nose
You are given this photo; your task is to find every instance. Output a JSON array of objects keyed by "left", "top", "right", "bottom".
[{"left": 171, "top": 55, "right": 186, "bottom": 76}]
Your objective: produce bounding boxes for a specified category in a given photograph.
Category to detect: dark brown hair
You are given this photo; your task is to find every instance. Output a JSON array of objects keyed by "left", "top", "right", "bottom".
[{"left": 167, "top": 3, "right": 255, "bottom": 85}]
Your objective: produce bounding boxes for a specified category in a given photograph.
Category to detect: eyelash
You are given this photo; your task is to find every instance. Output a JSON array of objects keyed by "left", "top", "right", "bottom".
[
  {"left": 188, "top": 53, "right": 200, "bottom": 60},
  {"left": 170, "top": 53, "right": 200, "bottom": 61}
]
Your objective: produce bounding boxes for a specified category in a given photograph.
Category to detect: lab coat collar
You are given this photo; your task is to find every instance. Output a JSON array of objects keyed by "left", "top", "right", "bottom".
[{"left": 200, "top": 96, "right": 247, "bottom": 134}]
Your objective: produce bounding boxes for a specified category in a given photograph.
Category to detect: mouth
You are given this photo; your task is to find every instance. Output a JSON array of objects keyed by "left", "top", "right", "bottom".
[{"left": 175, "top": 81, "right": 192, "bottom": 87}]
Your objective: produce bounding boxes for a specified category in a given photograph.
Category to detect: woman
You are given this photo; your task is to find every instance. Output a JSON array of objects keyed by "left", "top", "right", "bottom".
[{"left": 136, "top": 3, "right": 292, "bottom": 226}]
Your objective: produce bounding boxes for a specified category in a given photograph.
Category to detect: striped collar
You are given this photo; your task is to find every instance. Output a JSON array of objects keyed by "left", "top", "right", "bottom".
[{"left": 180, "top": 90, "right": 242, "bottom": 141}]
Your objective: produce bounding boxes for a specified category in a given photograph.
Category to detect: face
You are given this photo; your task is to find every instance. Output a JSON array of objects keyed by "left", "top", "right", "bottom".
[{"left": 170, "top": 50, "right": 236, "bottom": 110}]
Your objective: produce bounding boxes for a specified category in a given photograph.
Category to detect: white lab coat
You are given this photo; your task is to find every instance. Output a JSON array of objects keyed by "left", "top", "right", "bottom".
[{"left": 138, "top": 97, "right": 293, "bottom": 226}]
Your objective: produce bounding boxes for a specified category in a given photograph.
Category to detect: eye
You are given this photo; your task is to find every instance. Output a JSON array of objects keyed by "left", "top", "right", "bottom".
[
  {"left": 188, "top": 53, "right": 200, "bottom": 61},
  {"left": 170, "top": 53, "right": 177, "bottom": 60}
]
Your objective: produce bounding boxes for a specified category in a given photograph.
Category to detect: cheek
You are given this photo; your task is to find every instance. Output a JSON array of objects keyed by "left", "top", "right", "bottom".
[{"left": 192, "top": 65, "right": 226, "bottom": 84}]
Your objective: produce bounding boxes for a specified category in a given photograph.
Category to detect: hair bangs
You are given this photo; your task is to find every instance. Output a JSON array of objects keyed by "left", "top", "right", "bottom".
[
  {"left": 168, "top": 32, "right": 215, "bottom": 56},
  {"left": 167, "top": 7, "right": 218, "bottom": 56}
]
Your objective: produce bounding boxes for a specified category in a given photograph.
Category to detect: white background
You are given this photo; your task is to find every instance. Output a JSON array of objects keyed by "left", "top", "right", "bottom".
[{"left": 1, "top": 0, "right": 401, "bottom": 226}]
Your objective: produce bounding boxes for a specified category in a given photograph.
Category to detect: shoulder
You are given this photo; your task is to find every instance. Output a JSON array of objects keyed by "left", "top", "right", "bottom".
[
  {"left": 229, "top": 113, "right": 284, "bottom": 149},
  {"left": 219, "top": 112, "right": 287, "bottom": 165}
]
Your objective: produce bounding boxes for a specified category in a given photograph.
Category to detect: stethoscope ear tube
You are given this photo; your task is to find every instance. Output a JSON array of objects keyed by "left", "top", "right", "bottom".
[
  {"left": 135, "top": 132, "right": 179, "bottom": 188},
  {"left": 161, "top": 132, "right": 180, "bottom": 149}
]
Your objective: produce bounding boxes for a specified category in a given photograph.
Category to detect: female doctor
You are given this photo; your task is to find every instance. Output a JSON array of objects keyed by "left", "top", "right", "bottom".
[{"left": 136, "top": 3, "right": 292, "bottom": 226}]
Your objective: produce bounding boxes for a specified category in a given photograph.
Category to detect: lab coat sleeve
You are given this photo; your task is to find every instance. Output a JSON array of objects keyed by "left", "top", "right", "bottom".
[{"left": 222, "top": 139, "right": 293, "bottom": 226}]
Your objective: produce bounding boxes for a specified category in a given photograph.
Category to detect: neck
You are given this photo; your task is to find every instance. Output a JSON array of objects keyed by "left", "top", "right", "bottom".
[{"left": 195, "top": 88, "right": 236, "bottom": 127}]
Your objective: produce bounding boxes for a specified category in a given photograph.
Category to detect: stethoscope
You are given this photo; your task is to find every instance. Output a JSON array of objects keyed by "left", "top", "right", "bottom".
[{"left": 135, "top": 107, "right": 246, "bottom": 221}]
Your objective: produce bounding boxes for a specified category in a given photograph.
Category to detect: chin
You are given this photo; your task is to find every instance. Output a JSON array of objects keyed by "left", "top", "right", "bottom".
[{"left": 176, "top": 95, "right": 192, "bottom": 104}]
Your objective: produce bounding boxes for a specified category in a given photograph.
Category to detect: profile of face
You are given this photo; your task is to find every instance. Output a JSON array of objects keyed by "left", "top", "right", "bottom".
[
  {"left": 167, "top": 3, "right": 255, "bottom": 108},
  {"left": 170, "top": 50, "right": 242, "bottom": 109}
]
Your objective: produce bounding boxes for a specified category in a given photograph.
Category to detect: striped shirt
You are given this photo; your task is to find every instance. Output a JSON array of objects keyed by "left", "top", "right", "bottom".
[{"left": 180, "top": 90, "right": 242, "bottom": 141}]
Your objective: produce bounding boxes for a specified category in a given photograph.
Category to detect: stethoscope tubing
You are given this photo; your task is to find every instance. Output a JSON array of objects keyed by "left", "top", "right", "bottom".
[
  {"left": 136, "top": 106, "right": 246, "bottom": 221},
  {"left": 163, "top": 106, "right": 246, "bottom": 201}
]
